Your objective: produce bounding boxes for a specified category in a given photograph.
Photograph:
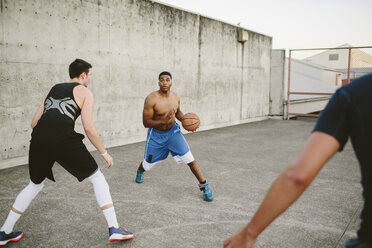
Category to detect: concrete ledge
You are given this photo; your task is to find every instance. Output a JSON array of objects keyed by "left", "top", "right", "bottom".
[
  {"left": 286, "top": 97, "right": 331, "bottom": 115},
  {"left": 0, "top": 157, "right": 28, "bottom": 170}
]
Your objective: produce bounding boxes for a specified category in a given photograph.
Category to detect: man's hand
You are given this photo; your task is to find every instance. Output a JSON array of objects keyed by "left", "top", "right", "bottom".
[
  {"left": 223, "top": 228, "right": 256, "bottom": 248},
  {"left": 101, "top": 152, "right": 114, "bottom": 168}
]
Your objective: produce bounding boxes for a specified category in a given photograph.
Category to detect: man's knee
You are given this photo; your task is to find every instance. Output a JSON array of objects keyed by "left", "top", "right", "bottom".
[
  {"left": 175, "top": 151, "right": 194, "bottom": 165},
  {"left": 142, "top": 160, "right": 156, "bottom": 171},
  {"left": 12, "top": 180, "right": 45, "bottom": 213},
  {"left": 88, "top": 169, "right": 112, "bottom": 207},
  {"left": 27, "top": 180, "right": 45, "bottom": 194},
  {"left": 88, "top": 170, "right": 109, "bottom": 188},
  {"left": 187, "top": 160, "right": 197, "bottom": 167}
]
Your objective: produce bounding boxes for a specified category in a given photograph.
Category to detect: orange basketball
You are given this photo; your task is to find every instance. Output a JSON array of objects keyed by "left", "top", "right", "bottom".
[{"left": 182, "top": 113, "right": 200, "bottom": 132}]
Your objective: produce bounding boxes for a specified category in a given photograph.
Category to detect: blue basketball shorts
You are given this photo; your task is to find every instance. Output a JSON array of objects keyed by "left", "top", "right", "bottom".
[{"left": 142, "top": 123, "right": 194, "bottom": 171}]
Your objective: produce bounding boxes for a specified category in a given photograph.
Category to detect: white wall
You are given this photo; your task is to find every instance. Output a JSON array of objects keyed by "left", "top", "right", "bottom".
[{"left": 285, "top": 59, "right": 340, "bottom": 101}]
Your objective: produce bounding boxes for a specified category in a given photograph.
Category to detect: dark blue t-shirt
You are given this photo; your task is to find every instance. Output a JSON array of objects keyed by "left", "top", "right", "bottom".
[
  {"left": 314, "top": 73, "right": 372, "bottom": 241},
  {"left": 314, "top": 73, "right": 372, "bottom": 186}
]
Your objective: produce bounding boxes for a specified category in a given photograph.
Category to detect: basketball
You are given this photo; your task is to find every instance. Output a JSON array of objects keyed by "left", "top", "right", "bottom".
[{"left": 182, "top": 113, "right": 200, "bottom": 132}]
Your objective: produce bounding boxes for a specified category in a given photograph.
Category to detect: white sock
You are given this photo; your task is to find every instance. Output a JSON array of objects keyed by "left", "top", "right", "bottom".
[
  {"left": 0, "top": 210, "right": 21, "bottom": 234},
  {"left": 103, "top": 207, "right": 119, "bottom": 228}
]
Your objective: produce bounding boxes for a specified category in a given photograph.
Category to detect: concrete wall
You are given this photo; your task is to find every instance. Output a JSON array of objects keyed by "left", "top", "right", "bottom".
[
  {"left": 269, "top": 49, "right": 285, "bottom": 116},
  {"left": 0, "top": 0, "right": 272, "bottom": 169}
]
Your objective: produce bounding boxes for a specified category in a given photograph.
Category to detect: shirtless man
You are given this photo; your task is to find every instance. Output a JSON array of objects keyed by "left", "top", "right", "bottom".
[
  {"left": 135, "top": 71, "right": 213, "bottom": 201},
  {"left": 0, "top": 59, "right": 133, "bottom": 246}
]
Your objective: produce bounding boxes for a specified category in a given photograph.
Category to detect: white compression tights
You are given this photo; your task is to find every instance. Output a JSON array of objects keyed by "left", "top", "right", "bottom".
[
  {"left": 1, "top": 170, "right": 115, "bottom": 233},
  {"left": 88, "top": 169, "right": 113, "bottom": 208},
  {"left": 12, "top": 169, "right": 112, "bottom": 212},
  {"left": 12, "top": 180, "right": 44, "bottom": 213}
]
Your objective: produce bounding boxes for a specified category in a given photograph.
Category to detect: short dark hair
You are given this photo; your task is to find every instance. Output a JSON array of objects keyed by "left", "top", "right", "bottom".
[
  {"left": 159, "top": 71, "right": 172, "bottom": 80},
  {"left": 69, "top": 59, "right": 92, "bottom": 79}
]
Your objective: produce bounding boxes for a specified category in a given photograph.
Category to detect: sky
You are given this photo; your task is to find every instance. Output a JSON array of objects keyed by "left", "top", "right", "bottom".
[{"left": 154, "top": 0, "right": 372, "bottom": 52}]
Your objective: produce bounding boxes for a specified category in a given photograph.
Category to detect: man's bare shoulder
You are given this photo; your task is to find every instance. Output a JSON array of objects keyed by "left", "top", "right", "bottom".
[
  {"left": 144, "top": 91, "right": 160, "bottom": 106},
  {"left": 74, "top": 84, "right": 92, "bottom": 97},
  {"left": 145, "top": 91, "right": 160, "bottom": 101},
  {"left": 73, "top": 85, "right": 93, "bottom": 109},
  {"left": 170, "top": 91, "right": 180, "bottom": 99}
]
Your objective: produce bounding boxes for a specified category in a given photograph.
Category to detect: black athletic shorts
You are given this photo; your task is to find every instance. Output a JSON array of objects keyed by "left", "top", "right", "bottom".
[{"left": 28, "top": 132, "right": 98, "bottom": 184}]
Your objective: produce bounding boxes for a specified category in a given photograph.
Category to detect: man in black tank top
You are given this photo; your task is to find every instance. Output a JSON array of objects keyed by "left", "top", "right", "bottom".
[{"left": 0, "top": 59, "right": 134, "bottom": 246}]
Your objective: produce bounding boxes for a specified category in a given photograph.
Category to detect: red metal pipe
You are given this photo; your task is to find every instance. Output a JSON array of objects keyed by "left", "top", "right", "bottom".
[
  {"left": 286, "top": 50, "right": 292, "bottom": 120},
  {"left": 289, "top": 46, "right": 372, "bottom": 51},
  {"left": 289, "top": 92, "right": 333, "bottom": 96},
  {"left": 347, "top": 47, "right": 351, "bottom": 84},
  {"left": 288, "top": 113, "right": 320, "bottom": 118}
]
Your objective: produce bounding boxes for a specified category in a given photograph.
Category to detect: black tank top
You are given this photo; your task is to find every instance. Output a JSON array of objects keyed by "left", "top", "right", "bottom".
[
  {"left": 39, "top": 82, "right": 81, "bottom": 124},
  {"left": 31, "top": 82, "right": 83, "bottom": 143}
]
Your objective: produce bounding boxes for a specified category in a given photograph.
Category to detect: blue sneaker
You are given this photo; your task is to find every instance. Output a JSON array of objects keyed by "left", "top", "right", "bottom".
[
  {"left": 0, "top": 231, "right": 24, "bottom": 246},
  {"left": 108, "top": 226, "right": 134, "bottom": 242},
  {"left": 346, "top": 238, "right": 360, "bottom": 248},
  {"left": 346, "top": 238, "right": 372, "bottom": 248},
  {"left": 199, "top": 182, "right": 214, "bottom": 201},
  {"left": 136, "top": 168, "right": 144, "bottom": 183}
]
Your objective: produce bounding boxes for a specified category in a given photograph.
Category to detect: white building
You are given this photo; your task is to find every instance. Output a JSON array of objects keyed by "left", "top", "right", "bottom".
[{"left": 303, "top": 44, "right": 372, "bottom": 80}]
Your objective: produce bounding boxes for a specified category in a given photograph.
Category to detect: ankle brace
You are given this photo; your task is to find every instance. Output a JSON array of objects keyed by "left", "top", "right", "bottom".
[{"left": 198, "top": 181, "right": 208, "bottom": 191}]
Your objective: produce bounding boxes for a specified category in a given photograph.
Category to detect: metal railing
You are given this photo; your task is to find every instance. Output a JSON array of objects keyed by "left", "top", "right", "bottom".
[{"left": 286, "top": 46, "right": 372, "bottom": 120}]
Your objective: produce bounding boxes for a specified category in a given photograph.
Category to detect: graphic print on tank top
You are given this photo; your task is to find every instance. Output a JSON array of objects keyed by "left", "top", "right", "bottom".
[{"left": 44, "top": 96, "right": 79, "bottom": 121}]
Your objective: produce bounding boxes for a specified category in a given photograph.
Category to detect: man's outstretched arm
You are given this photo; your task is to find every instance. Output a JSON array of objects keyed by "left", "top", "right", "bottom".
[
  {"left": 80, "top": 88, "right": 113, "bottom": 168},
  {"left": 223, "top": 131, "right": 340, "bottom": 248}
]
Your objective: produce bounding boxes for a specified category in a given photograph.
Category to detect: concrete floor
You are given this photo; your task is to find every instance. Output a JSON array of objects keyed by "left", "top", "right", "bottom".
[{"left": 0, "top": 118, "right": 363, "bottom": 247}]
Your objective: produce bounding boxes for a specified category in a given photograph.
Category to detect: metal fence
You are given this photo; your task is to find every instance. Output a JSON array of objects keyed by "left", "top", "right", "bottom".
[{"left": 285, "top": 46, "right": 372, "bottom": 120}]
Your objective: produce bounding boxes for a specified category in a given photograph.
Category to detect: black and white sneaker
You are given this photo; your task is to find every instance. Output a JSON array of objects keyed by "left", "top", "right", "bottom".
[{"left": 0, "top": 231, "right": 24, "bottom": 246}]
